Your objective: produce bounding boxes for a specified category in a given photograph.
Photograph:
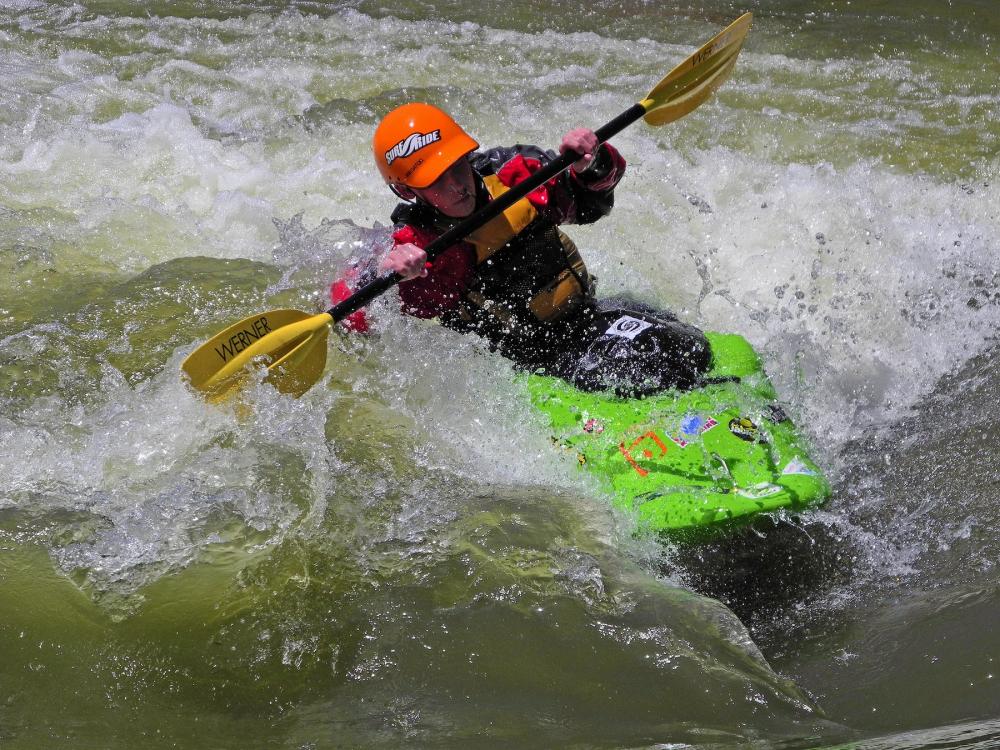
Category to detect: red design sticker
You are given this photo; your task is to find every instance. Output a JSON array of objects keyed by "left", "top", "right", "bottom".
[{"left": 619, "top": 431, "right": 668, "bottom": 477}]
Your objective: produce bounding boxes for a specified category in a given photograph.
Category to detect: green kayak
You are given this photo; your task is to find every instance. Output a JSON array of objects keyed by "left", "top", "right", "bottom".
[{"left": 526, "top": 332, "right": 830, "bottom": 536}]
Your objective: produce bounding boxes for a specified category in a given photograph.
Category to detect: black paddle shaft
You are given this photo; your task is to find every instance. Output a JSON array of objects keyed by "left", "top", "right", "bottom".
[{"left": 326, "top": 103, "right": 648, "bottom": 323}]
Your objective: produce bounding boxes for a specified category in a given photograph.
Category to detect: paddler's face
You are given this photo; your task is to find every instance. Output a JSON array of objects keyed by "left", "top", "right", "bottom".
[{"left": 411, "top": 158, "right": 476, "bottom": 218}]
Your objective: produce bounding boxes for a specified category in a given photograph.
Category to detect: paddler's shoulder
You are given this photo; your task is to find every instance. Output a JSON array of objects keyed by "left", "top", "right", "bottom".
[
  {"left": 390, "top": 200, "right": 439, "bottom": 227},
  {"left": 471, "top": 145, "right": 556, "bottom": 176}
]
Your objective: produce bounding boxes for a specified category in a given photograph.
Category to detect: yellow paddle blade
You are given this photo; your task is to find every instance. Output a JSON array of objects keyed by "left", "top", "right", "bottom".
[
  {"left": 180, "top": 309, "right": 332, "bottom": 401},
  {"left": 265, "top": 317, "right": 330, "bottom": 398},
  {"left": 641, "top": 12, "right": 753, "bottom": 126}
]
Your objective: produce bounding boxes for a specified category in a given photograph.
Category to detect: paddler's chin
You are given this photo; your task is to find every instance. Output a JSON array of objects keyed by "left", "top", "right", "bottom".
[{"left": 435, "top": 191, "right": 476, "bottom": 218}]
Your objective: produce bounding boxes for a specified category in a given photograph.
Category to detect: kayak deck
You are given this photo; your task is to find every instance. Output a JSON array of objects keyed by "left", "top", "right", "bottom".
[{"left": 526, "top": 332, "right": 830, "bottom": 535}]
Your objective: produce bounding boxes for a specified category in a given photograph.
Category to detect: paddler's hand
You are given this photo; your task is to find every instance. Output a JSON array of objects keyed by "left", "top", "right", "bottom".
[
  {"left": 380, "top": 242, "right": 428, "bottom": 280},
  {"left": 560, "top": 128, "right": 600, "bottom": 174}
]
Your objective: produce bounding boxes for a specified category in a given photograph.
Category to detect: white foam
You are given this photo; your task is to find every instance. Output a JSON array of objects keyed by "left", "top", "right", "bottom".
[{"left": 0, "top": 346, "right": 340, "bottom": 593}]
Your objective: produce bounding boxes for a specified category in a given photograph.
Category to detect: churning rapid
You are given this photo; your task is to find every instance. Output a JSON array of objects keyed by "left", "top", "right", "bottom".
[{"left": 1, "top": 1, "right": 998, "bottom": 747}]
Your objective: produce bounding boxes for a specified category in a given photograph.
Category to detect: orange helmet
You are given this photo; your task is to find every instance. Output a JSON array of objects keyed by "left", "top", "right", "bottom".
[{"left": 372, "top": 103, "right": 478, "bottom": 189}]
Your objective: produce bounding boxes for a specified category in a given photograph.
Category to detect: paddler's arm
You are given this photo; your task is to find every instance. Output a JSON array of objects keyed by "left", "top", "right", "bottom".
[
  {"left": 389, "top": 224, "right": 476, "bottom": 319},
  {"left": 560, "top": 128, "right": 626, "bottom": 223},
  {"left": 328, "top": 231, "right": 425, "bottom": 333},
  {"left": 493, "top": 132, "right": 626, "bottom": 226},
  {"left": 568, "top": 139, "right": 625, "bottom": 193},
  {"left": 331, "top": 221, "right": 476, "bottom": 327}
]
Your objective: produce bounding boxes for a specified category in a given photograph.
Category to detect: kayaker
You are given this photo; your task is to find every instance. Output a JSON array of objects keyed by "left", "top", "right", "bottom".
[{"left": 331, "top": 102, "right": 711, "bottom": 396}]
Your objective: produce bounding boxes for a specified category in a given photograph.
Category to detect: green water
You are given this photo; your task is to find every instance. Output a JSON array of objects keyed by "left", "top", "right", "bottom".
[{"left": 2, "top": 1, "right": 999, "bottom": 747}]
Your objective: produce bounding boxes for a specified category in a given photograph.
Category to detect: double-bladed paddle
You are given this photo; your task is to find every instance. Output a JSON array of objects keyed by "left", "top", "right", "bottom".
[{"left": 181, "top": 12, "right": 753, "bottom": 401}]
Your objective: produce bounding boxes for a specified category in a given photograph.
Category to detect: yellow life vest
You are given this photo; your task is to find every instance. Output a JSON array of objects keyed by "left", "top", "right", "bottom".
[
  {"left": 465, "top": 174, "right": 539, "bottom": 260},
  {"left": 460, "top": 174, "right": 592, "bottom": 323}
]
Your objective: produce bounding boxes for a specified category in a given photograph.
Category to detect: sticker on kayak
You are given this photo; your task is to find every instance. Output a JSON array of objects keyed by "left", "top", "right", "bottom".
[
  {"left": 619, "top": 431, "right": 668, "bottom": 477},
  {"left": 728, "top": 416, "right": 764, "bottom": 443},
  {"left": 671, "top": 415, "right": 719, "bottom": 447},
  {"left": 605, "top": 315, "right": 653, "bottom": 340},
  {"left": 764, "top": 404, "right": 789, "bottom": 423},
  {"left": 781, "top": 457, "right": 818, "bottom": 476}
]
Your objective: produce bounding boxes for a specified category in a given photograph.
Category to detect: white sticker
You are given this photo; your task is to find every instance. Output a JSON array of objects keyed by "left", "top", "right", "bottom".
[
  {"left": 781, "top": 457, "right": 818, "bottom": 476},
  {"left": 605, "top": 315, "right": 653, "bottom": 340}
]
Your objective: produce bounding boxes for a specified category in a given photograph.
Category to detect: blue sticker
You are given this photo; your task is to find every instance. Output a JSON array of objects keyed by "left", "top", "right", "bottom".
[{"left": 680, "top": 415, "right": 704, "bottom": 436}]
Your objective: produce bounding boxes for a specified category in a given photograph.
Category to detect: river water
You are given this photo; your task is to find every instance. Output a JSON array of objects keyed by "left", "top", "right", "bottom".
[{"left": 1, "top": 1, "right": 998, "bottom": 747}]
